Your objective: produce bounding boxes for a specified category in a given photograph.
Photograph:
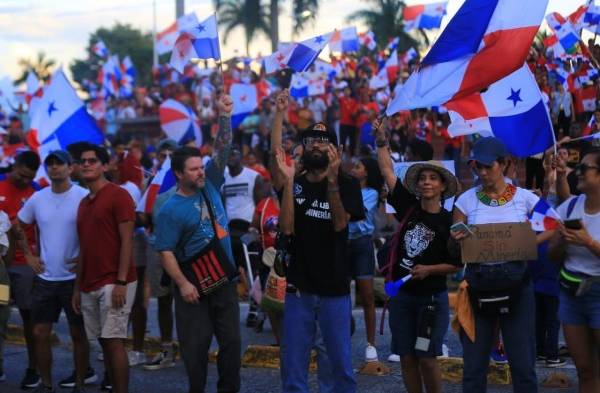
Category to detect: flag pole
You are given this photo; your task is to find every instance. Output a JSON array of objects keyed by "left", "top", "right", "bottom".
[
  {"left": 214, "top": 12, "right": 226, "bottom": 89},
  {"left": 152, "top": 0, "right": 158, "bottom": 67}
]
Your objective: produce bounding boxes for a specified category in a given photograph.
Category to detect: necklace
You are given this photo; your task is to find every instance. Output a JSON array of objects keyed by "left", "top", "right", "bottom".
[{"left": 476, "top": 183, "right": 516, "bottom": 207}]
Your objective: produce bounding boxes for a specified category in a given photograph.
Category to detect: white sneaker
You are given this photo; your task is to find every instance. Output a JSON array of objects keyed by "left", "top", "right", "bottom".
[
  {"left": 387, "top": 354, "right": 400, "bottom": 363},
  {"left": 0, "top": 372, "right": 6, "bottom": 382},
  {"left": 365, "top": 345, "right": 378, "bottom": 362},
  {"left": 441, "top": 344, "right": 449, "bottom": 358},
  {"left": 128, "top": 350, "right": 147, "bottom": 367}
]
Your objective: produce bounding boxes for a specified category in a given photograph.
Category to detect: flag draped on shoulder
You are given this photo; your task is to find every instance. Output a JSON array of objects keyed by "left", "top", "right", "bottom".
[{"left": 387, "top": 0, "right": 548, "bottom": 114}]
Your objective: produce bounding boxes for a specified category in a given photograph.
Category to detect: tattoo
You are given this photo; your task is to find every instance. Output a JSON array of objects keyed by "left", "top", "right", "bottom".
[{"left": 213, "top": 115, "right": 232, "bottom": 173}]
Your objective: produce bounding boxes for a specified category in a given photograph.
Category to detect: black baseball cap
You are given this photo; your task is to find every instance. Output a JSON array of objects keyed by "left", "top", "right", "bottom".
[{"left": 301, "top": 122, "right": 338, "bottom": 146}]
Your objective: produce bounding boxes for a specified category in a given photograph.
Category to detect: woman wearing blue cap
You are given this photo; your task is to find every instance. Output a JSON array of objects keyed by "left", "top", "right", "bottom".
[{"left": 451, "top": 137, "right": 554, "bottom": 393}]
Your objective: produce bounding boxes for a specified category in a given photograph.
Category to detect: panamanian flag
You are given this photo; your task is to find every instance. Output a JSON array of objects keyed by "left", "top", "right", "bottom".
[{"left": 529, "top": 198, "right": 561, "bottom": 232}]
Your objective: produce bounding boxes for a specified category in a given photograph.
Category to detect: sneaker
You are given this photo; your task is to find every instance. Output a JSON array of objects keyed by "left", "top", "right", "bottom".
[
  {"left": 127, "top": 351, "right": 147, "bottom": 367},
  {"left": 365, "top": 345, "right": 378, "bottom": 362},
  {"left": 59, "top": 367, "right": 98, "bottom": 388},
  {"left": 387, "top": 354, "right": 400, "bottom": 363},
  {"left": 0, "top": 371, "right": 5, "bottom": 382},
  {"left": 21, "top": 368, "right": 41, "bottom": 389},
  {"left": 143, "top": 348, "right": 176, "bottom": 371},
  {"left": 441, "top": 344, "right": 450, "bottom": 358},
  {"left": 490, "top": 347, "right": 508, "bottom": 364},
  {"left": 100, "top": 372, "right": 112, "bottom": 391},
  {"left": 546, "top": 358, "right": 567, "bottom": 368},
  {"left": 536, "top": 355, "right": 547, "bottom": 364}
]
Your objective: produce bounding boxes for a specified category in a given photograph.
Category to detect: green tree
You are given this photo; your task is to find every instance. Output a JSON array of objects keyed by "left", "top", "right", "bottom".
[
  {"left": 69, "top": 23, "right": 153, "bottom": 90},
  {"left": 218, "top": 0, "right": 271, "bottom": 56},
  {"left": 14, "top": 51, "right": 56, "bottom": 85},
  {"left": 346, "top": 0, "right": 423, "bottom": 53}
]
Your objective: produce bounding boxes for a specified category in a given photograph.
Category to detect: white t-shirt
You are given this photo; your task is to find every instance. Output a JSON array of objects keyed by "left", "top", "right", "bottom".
[
  {"left": 309, "top": 98, "right": 327, "bottom": 123},
  {"left": 556, "top": 195, "right": 600, "bottom": 276},
  {"left": 222, "top": 167, "right": 259, "bottom": 223},
  {"left": 17, "top": 184, "right": 89, "bottom": 281},
  {"left": 455, "top": 186, "right": 539, "bottom": 225}
]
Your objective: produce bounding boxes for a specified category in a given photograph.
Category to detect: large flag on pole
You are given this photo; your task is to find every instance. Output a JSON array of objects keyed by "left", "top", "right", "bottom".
[
  {"left": 386, "top": 0, "right": 548, "bottom": 114},
  {"left": 264, "top": 33, "right": 332, "bottom": 74},
  {"left": 169, "top": 15, "right": 221, "bottom": 73},
  {"left": 155, "top": 12, "right": 200, "bottom": 55},
  {"left": 30, "top": 69, "right": 103, "bottom": 149},
  {"left": 446, "top": 65, "right": 554, "bottom": 157}
]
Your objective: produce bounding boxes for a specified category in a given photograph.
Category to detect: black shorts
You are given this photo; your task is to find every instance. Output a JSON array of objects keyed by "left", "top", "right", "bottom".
[{"left": 31, "top": 277, "right": 83, "bottom": 326}]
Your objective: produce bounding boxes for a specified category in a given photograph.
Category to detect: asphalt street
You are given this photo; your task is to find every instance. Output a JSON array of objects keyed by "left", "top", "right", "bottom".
[{"left": 1, "top": 301, "right": 579, "bottom": 392}]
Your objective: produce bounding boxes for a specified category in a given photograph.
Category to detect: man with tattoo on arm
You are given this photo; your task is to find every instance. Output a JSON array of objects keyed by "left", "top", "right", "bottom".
[{"left": 154, "top": 95, "right": 242, "bottom": 393}]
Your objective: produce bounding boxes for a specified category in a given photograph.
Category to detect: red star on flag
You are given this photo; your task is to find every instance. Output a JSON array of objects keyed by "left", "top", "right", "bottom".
[
  {"left": 276, "top": 53, "right": 285, "bottom": 62},
  {"left": 240, "top": 94, "right": 247, "bottom": 102}
]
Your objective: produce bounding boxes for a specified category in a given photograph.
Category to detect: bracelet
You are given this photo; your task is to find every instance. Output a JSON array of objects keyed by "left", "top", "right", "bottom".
[
  {"left": 376, "top": 139, "right": 389, "bottom": 148},
  {"left": 115, "top": 279, "right": 127, "bottom": 286}
]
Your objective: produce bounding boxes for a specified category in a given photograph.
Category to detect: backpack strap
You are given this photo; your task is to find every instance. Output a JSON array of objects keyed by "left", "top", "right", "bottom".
[{"left": 566, "top": 195, "right": 580, "bottom": 219}]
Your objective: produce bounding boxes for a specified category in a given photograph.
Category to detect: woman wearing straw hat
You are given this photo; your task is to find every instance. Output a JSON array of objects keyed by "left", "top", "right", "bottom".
[{"left": 374, "top": 118, "right": 461, "bottom": 393}]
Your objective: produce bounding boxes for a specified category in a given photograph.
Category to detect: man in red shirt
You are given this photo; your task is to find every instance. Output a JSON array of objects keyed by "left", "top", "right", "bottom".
[
  {"left": 0, "top": 151, "right": 41, "bottom": 388},
  {"left": 338, "top": 87, "right": 359, "bottom": 156},
  {"left": 72, "top": 144, "right": 137, "bottom": 393}
]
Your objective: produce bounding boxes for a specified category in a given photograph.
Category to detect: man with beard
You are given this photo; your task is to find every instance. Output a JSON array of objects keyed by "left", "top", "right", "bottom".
[{"left": 275, "top": 122, "right": 364, "bottom": 392}]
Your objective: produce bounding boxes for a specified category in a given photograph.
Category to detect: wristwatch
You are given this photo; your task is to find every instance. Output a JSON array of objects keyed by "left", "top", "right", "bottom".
[{"left": 115, "top": 279, "right": 127, "bottom": 286}]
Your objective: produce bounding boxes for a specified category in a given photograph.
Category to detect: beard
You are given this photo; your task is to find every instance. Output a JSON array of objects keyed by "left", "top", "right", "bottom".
[{"left": 302, "top": 150, "right": 329, "bottom": 171}]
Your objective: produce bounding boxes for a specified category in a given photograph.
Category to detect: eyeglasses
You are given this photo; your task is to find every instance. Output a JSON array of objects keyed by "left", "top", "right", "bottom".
[
  {"left": 576, "top": 163, "right": 600, "bottom": 174},
  {"left": 78, "top": 158, "right": 100, "bottom": 165},
  {"left": 302, "top": 136, "right": 330, "bottom": 146}
]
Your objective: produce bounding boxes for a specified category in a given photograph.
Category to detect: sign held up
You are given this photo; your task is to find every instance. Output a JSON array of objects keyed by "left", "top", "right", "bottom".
[{"left": 460, "top": 222, "right": 538, "bottom": 264}]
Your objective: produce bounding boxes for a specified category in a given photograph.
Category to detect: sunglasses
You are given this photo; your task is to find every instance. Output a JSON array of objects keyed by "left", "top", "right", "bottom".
[
  {"left": 78, "top": 157, "right": 100, "bottom": 165},
  {"left": 576, "top": 163, "right": 600, "bottom": 174},
  {"left": 303, "top": 136, "right": 330, "bottom": 146}
]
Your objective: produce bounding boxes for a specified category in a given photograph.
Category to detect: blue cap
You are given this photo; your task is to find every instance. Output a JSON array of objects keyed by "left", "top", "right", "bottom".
[
  {"left": 44, "top": 150, "right": 72, "bottom": 165},
  {"left": 470, "top": 137, "right": 507, "bottom": 166}
]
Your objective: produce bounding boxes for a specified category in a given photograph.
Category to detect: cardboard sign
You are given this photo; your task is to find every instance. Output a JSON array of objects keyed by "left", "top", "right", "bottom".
[{"left": 460, "top": 222, "right": 538, "bottom": 264}]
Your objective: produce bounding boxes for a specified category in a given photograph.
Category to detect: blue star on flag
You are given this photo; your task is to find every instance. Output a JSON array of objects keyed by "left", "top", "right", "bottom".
[
  {"left": 196, "top": 23, "right": 206, "bottom": 33},
  {"left": 314, "top": 35, "right": 325, "bottom": 44},
  {"left": 47, "top": 101, "right": 58, "bottom": 117},
  {"left": 507, "top": 88, "right": 523, "bottom": 107}
]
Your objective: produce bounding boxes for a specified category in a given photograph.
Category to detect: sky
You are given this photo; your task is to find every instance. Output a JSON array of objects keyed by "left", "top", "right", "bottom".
[{"left": 0, "top": 0, "right": 586, "bottom": 83}]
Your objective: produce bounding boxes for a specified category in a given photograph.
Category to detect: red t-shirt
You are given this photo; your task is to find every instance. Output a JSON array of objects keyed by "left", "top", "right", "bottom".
[
  {"left": 248, "top": 164, "right": 272, "bottom": 181},
  {"left": 254, "top": 197, "right": 279, "bottom": 249},
  {"left": 0, "top": 175, "right": 39, "bottom": 266},
  {"left": 339, "top": 97, "right": 358, "bottom": 126},
  {"left": 357, "top": 101, "right": 379, "bottom": 128},
  {"left": 77, "top": 182, "right": 137, "bottom": 292}
]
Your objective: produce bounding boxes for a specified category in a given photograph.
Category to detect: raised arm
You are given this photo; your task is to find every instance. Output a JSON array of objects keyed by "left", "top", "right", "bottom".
[
  {"left": 373, "top": 117, "right": 397, "bottom": 191},
  {"left": 271, "top": 89, "right": 289, "bottom": 190},
  {"left": 326, "top": 145, "right": 349, "bottom": 232},
  {"left": 207, "top": 94, "right": 234, "bottom": 185},
  {"left": 274, "top": 148, "right": 295, "bottom": 235}
]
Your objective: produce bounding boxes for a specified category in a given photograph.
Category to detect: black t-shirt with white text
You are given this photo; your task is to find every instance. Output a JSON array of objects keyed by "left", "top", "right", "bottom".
[
  {"left": 288, "top": 173, "right": 364, "bottom": 296},
  {"left": 388, "top": 180, "right": 460, "bottom": 295}
]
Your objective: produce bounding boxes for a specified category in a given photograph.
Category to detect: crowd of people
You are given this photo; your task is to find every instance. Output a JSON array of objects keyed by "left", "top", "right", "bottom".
[{"left": 0, "top": 34, "right": 599, "bottom": 393}]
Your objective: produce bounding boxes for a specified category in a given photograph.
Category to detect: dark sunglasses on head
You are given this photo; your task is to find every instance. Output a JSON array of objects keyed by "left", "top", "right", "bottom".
[
  {"left": 576, "top": 163, "right": 600, "bottom": 174},
  {"left": 303, "top": 136, "right": 330, "bottom": 146}
]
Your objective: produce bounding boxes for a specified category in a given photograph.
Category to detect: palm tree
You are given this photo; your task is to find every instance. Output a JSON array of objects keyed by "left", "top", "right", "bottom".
[
  {"left": 346, "top": 0, "right": 422, "bottom": 53},
  {"left": 14, "top": 51, "right": 56, "bottom": 86},
  {"left": 291, "top": 0, "right": 320, "bottom": 36},
  {"left": 218, "top": 0, "right": 271, "bottom": 56}
]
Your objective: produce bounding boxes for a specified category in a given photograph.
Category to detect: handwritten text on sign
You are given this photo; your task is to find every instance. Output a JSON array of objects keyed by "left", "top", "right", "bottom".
[{"left": 460, "top": 223, "right": 538, "bottom": 264}]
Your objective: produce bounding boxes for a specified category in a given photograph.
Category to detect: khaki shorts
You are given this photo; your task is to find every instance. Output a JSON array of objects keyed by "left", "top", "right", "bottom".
[{"left": 81, "top": 282, "right": 137, "bottom": 339}]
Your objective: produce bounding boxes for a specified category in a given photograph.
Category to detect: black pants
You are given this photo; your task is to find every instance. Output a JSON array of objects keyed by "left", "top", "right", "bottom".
[
  {"left": 174, "top": 282, "right": 241, "bottom": 393},
  {"left": 525, "top": 157, "right": 545, "bottom": 190},
  {"left": 535, "top": 292, "right": 560, "bottom": 360}
]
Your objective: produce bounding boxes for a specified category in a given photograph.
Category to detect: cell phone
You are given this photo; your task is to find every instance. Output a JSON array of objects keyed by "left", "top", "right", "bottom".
[
  {"left": 450, "top": 222, "right": 473, "bottom": 235},
  {"left": 564, "top": 219, "right": 583, "bottom": 230},
  {"left": 275, "top": 68, "right": 293, "bottom": 89}
]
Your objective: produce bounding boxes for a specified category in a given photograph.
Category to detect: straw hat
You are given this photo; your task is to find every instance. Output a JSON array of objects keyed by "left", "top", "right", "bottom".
[{"left": 404, "top": 161, "right": 458, "bottom": 200}]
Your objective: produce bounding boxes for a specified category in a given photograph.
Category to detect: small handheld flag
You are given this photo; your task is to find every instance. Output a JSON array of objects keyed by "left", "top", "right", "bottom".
[{"left": 385, "top": 274, "right": 413, "bottom": 298}]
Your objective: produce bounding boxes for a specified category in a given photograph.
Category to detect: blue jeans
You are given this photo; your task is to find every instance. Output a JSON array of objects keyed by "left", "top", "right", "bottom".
[
  {"left": 282, "top": 292, "right": 356, "bottom": 393},
  {"left": 462, "top": 262, "right": 537, "bottom": 393}
]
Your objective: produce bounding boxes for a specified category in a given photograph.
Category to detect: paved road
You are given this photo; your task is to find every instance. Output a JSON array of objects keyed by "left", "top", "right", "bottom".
[{"left": 1, "top": 301, "right": 578, "bottom": 392}]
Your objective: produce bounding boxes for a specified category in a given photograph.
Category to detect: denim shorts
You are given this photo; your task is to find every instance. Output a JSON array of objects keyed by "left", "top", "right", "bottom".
[
  {"left": 347, "top": 235, "right": 376, "bottom": 280},
  {"left": 388, "top": 290, "right": 449, "bottom": 357},
  {"left": 559, "top": 281, "right": 600, "bottom": 329}
]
